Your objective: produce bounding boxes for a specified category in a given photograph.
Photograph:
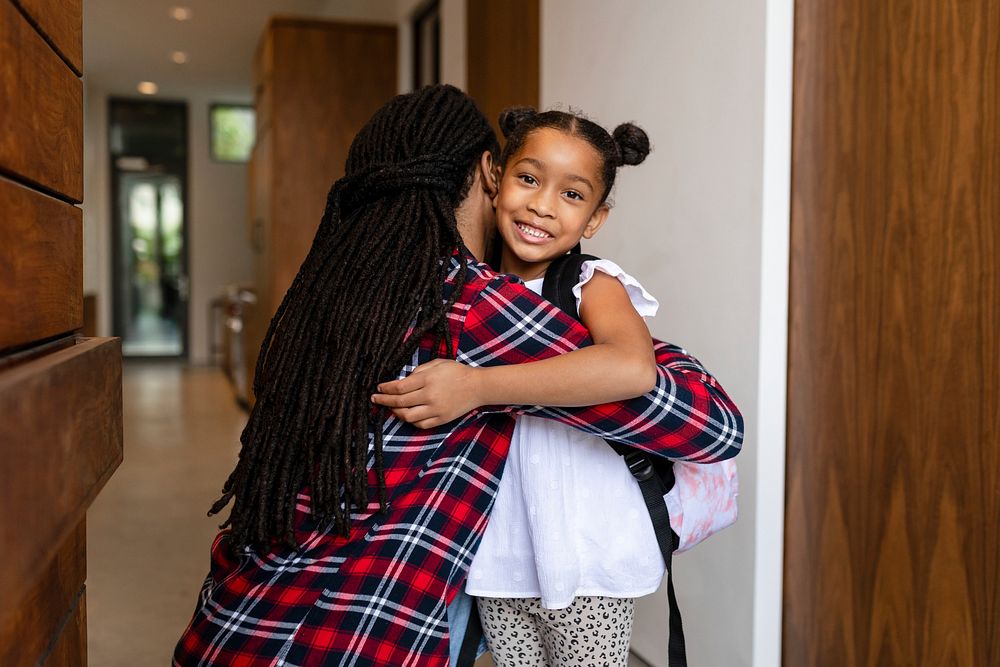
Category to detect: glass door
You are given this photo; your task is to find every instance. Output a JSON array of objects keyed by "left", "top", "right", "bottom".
[
  {"left": 116, "top": 174, "right": 186, "bottom": 356},
  {"left": 109, "top": 99, "right": 189, "bottom": 358}
]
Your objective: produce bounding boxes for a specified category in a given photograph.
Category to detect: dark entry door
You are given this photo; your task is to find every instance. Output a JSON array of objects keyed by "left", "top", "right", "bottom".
[{"left": 109, "top": 99, "right": 189, "bottom": 359}]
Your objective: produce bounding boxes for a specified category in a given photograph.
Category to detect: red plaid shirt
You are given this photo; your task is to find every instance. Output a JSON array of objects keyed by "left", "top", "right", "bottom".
[{"left": 174, "top": 253, "right": 743, "bottom": 666}]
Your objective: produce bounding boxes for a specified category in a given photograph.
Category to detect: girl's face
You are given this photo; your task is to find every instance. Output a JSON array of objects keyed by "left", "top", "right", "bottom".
[{"left": 494, "top": 128, "right": 609, "bottom": 278}]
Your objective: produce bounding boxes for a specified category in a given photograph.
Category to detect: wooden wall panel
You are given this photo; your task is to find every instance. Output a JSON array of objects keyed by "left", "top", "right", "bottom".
[
  {"left": 784, "top": 0, "right": 1000, "bottom": 665},
  {"left": 0, "top": 520, "right": 86, "bottom": 667},
  {"left": 269, "top": 20, "right": 397, "bottom": 311},
  {"left": 0, "top": 337, "right": 123, "bottom": 620},
  {"left": 11, "top": 0, "right": 83, "bottom": 74},
  {"left": 466, "top": 0, "right": 539, "bottom": 134},
  {"left": 0, "top": 0, "right": 83, "bottom": 202},
  {"left": 0, "top": 177, "right": 82, "bottom": 352},
  {"left": 41, "top": 595, "right": 86, "bottom": 667},
  {"left": 243, "top": 20, "right": 396, "bottom": 406},
  {"left": 1, "top": 1, "right": 112, "bottom": 663}
]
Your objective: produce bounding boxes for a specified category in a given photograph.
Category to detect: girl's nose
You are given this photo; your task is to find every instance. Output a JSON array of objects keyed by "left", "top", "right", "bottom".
[{"left": 527, "top": 191, "right": 555, "bottom": 218}]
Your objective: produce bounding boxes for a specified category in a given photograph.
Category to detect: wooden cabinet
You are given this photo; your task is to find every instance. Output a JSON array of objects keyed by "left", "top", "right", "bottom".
[
  {"left": 245, "top": 18, "right": 397, "bottom": 403},
  {"left": 466, "top": 0, "right": 539, "bottom": 135},
  {"left": 0, "top": 1, "right": 122, "bottom": 664}
]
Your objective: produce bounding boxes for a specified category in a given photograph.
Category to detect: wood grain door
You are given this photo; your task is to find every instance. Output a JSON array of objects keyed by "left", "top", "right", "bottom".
[
  {"left": 466, "top": 0, "right": 540, "bottom": 134},
  {"left": 784, "top": 1, "right": 999, "bottom": 664},
  {"left": 0, "top": 0, "right": 123, "bottom": 664}
]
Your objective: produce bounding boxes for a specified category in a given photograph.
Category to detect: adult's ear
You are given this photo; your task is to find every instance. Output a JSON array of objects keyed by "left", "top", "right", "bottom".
[{"left": 479, "top": 150, "right": 499, "bottom": 199}]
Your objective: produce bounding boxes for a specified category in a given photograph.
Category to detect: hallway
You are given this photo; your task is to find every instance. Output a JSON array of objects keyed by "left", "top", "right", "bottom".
[{"left": 87, "top": 365, "right": 243, "bottom": 665}]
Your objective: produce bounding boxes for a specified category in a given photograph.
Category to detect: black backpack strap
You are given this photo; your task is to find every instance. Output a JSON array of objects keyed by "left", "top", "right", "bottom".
[
  {"left": 456, "top": 601, "right": 483, "bottom": 667},
  {"left": 540, "top": 248, "right": 597, "bottom": 321},
  {"left": 622, "top": 449, "right": 686, "bottom": 667},
  {"left": 542, "top": 249, "right": 687, "bottom": 667},
  {"left": 666, "top": 560, "right": 687, "bottom": 667}
]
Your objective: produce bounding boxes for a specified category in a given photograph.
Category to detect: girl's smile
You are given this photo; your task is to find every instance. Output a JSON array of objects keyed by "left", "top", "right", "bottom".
[
  {"left": 495, "top": 127, "right": 609, "bottom": 280},
  {"left": 513, "top": 220, "right": 555, "bottom": 242}
]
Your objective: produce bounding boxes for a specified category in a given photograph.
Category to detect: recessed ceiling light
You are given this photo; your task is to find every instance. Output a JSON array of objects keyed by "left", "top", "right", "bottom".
[
  {"left": 137, "top": 81, "right": 159, "bottom": 95},
  {"left": 170, "top": 6, "right": 192, "bottom": 21},
  {"left": 171, "top": 51, "right": 188, "bottom": 65}
]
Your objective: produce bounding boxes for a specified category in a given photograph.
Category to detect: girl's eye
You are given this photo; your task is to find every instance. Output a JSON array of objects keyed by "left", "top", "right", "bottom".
[
  {"left": 518, "top": 174, "right": 538, "bottom": 186},
  {"left": 564, "top": 190, "right": 584, "bottom": 201}
]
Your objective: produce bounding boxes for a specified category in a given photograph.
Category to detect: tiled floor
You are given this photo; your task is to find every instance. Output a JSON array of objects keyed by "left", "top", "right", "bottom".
[
  {"left": 88, "top": 364, "right": 243, "bottom": 665},
  {"left": 86, "top": 364, "right": 651, "bottom": 666}
]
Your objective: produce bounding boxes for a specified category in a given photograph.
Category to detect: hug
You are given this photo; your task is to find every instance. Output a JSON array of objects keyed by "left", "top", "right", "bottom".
[{"left": 174, "top": 84, "right": 743, "bottom": 667}]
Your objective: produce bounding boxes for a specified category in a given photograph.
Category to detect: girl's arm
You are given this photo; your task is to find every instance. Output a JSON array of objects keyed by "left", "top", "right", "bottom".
[{"left": 372, "top": 272, "right": 656, "bottom": 428}]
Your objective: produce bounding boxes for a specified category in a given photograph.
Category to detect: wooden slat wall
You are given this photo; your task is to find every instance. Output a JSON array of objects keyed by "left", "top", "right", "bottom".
[
  {"left": 784, "top": 0, "right": 1000, "bottom": 664},
  {"left": 11, "top": 0, "right": 83, "bottom": 74},
  {"left": 0, "top": 177, "right": 82, "bottom": 351},
  {"left": 0, "top": 520, "right": 87, "bottom": 667},
  {"left": 0, "top": 0, "right": 82, "bottom": 202},
  {"left": 0, "top": 337, "right": 123, "bottom": 611},
  {"left": 0, "top": 1, "right": 121, "bottom": 664},
  {"left": 466, "top": 0, "right": 539, "bottom": 135}
]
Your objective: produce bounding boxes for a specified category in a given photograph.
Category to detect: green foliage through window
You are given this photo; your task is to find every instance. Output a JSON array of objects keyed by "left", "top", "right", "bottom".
[{"left": 211, "top": 105, "right": 255, "bottom": 162}]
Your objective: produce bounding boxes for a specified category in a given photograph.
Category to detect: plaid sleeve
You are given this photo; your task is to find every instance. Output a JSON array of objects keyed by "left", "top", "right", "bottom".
[{"left": 458, "top": 276, "right": 744, "bottom": 463}]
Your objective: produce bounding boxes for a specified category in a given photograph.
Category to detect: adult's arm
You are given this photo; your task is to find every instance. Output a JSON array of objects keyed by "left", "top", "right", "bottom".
[{"left": 458, "top": 276, "right": 744, "bottom": 463}]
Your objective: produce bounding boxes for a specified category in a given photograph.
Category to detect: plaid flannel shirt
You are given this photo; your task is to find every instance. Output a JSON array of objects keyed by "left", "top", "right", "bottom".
[{"left": 174, "top": 252, "right": 743, "bottom": 667}]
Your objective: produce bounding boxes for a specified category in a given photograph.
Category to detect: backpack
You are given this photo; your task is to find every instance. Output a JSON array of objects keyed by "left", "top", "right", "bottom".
[{"left": 542, "top": 249, "right": 739, "bottom": 667}]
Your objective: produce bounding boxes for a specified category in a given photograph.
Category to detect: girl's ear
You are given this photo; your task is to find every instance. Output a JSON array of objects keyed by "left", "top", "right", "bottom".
[
  {"left": 490, "top": 164, "right": 503, "bottom": 207},
  {"left": 582, "top": 203, "right": 610, "bottom": 239}
]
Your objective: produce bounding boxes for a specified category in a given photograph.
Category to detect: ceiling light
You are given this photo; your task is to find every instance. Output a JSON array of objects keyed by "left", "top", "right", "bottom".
[
  {"left": 137, "top": 81, "right": 159, "bottom": 95},
  {"left": 170, "top": 6, "right": 192, "bottom": 21},
  {"left": 171, "top": 51, "right": 188, "bottom": 65}
]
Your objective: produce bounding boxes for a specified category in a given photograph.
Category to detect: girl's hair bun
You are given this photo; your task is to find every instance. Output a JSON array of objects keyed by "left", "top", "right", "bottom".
[
  {"left": 498, "top": 107, "right": 537, "bottom": 139},
  {"left": 612, "top": 123, "right": 650, "bottom": 166}
]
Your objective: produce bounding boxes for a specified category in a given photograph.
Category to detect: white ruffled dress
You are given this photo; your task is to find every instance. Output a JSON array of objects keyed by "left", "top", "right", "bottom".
[{"left": 465, "top": 259, "right": 665, "bottom": 609}]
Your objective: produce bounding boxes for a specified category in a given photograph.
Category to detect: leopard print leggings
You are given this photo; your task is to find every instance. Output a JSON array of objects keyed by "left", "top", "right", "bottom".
[{"left": 477, "top": 596, "right": 635, "bottom": 666}]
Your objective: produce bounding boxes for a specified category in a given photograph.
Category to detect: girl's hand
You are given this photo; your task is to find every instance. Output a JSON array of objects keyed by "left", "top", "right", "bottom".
[{"left": 371, "top": 359, "right": 483, "bottom": 428}]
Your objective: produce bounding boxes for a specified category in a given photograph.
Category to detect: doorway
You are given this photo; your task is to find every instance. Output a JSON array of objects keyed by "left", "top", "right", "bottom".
[{"left": 109, "top": 99, "right": 189, "bottom": 359}]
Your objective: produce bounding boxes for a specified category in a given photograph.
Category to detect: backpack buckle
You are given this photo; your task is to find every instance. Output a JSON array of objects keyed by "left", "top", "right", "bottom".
[{"left": 623, "top": 451, "right": 655, "bottom": 482}]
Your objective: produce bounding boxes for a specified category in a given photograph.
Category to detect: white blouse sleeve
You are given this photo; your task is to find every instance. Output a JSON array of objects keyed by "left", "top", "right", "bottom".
[{"left": 572, "top": 258, "right": 660, "bottom": 318}]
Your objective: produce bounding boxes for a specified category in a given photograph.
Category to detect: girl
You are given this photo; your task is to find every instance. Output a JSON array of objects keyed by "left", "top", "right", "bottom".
[{"left": 374, "top": 107, "right": 670, "bottom": 666}]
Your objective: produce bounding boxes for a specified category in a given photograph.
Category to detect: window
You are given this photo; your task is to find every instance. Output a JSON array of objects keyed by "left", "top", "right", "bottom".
[{"left": 210, "top": 104, "right": 255, "bottom": 162}]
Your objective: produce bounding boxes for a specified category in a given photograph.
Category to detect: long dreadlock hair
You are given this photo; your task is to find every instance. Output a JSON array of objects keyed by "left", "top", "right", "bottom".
[{"left": 210, "top": 85, "right": 499, "bottom": 550}]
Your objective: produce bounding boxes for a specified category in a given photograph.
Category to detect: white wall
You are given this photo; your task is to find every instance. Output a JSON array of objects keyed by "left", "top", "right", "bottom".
[
  {"left": 83, "top": 84, "right": 112, "bottom": 341},
  {"left": 186, "top": 93, "right": 256, "bottom": 364},
  {"left": 82, "top": 85, "right": 255, "bottom": 365},
  {"left": 541, "top": 1, "right": 790, "bottom": 665}
]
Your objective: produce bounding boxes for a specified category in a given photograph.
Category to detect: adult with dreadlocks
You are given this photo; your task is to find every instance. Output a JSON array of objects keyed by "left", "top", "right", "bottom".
[{"left": 174, "top": 85, "right": 743, "bottom": 667}]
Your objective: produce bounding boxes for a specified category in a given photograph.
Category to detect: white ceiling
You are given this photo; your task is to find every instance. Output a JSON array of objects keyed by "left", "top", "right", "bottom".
[{"left": 83, "top": 0, "right": 401, "bottom": 99}]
